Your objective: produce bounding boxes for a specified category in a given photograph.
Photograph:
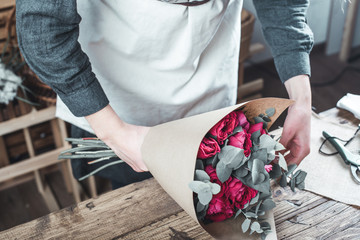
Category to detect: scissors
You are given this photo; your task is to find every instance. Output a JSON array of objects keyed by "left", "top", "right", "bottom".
[{"left": 322, "top": 131, "right": 360, "bottom": 184}]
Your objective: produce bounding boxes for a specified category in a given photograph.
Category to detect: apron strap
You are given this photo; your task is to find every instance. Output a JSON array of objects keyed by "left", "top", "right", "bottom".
[{"left": 173, "top": 0, "right": 211, "bottom": 7}]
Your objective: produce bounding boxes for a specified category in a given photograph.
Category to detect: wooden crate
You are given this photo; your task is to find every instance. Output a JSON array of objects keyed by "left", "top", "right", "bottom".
[{"left": 2, "top": 121, "right": 56, "bottom": 165}]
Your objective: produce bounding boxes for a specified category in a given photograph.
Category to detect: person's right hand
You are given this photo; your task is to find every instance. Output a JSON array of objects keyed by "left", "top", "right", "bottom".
[{"left": 85, "top": 104, "right": 149, "bottom": 172}]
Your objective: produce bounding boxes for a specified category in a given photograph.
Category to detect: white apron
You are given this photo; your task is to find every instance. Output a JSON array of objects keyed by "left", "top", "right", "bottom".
[{"left": 56, "top": 0, "right": 243, "bottom": 133}]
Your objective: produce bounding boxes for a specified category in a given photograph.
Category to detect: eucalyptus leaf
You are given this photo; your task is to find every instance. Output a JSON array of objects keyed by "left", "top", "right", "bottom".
[
  {"left": 242, "top": 218, "right": 251, "bottom": 233},
  {"left": 259, "top": 192, "right": 271, "bottom": 201},
  {"left": 196, "top": 159, "right": 204, "bottom": 170},
  {"left": 216, "top": 161, "right": 232, "bottom": 183},
  {"left": 251, "top": 148, "right": 268, "bottom": 162},
  {"left": 259, "top": 113, "right": 265, "bottom": 118},
  {"left": 274, "top": 142, "right": 286, "bottom": 151},
  {"left": 243, "top": 201, "right": 250, "bottom": 209},
  {"left": 257, "top": 210, "right": 265, "bottom": 216},
  {"left": 255, "top": 200, "right": 262, "bottom": 215},
  {"left": 241, "top": 173, "right": 270, "bottom": 194},
  {"left": 235, "top": 209, "right": 243, "bottom": 219},
  {"left": 263, "top": 116, "right": 271, "bottom": 122},
  {"left": 195, "top": 170, "right": 210, "bottom": 181},
  {"left": 212, "top": 154, "right": 219, "bottom": 168},
  {"left": 196, "top": 201, "right": 206, "bottom": 212},
  {"left": 196, "top": 205, "right": 208, "bottom": 220},
  {"left": 230, "top": 126, "right": 243, "bottom": 136},
  {"left": 254, "top": 116, "right": 265, "bottom": 124},
  {"left": 278, "top": 153, "right": 288, "bottom": 171},
  {"left": 293, "top": 169, "right": 301, "bottom": 178},
  {"left": 244, "top": 212, "right": 258, "bottom": 219},
  {"left": 280, "top": 173, "right": 287, "bottom": 187},
  {"left": 296, "top": 181, "right": 305, "bottom": 190},
  {"left": 251, "top": 221, "right": 261, "bottom": 232},
  {"left": 260, "top": 221, "right": 271, "bottom": 230},
  {"left": 286, "top": 164, "right": 297, "bottom": 176},
  {"left": 265, "top": 108, "right": 275, "bottom": 117},
  {"left": 210, "top": 183, "right": 221, "bottom": 195},
  {"left": 269, "top": 163, "right": 282, "bottom": 179},
  {"left": 267, "top": 150, "right": 276, "bottom": 161},
  {"left": 197, "top": 211, "right": 206, "bottom": 220},
  {"left": 251, "top": 130, "right": 261, "bottom": 145},
  {"left": 233, "top": 150, "right": 246, "bottom": 169},
  {"left": 252, "top": 172, "right": 266, "bottom": 186},
  {"left": 188, "top": 181, "right": 210, "bottom": 193},
  {"left": 198, "top": 190, "right": 213, "bottom": 205},
  {"left": 205, "top": 158, "right": 213, "bottom": 166},
  {"left": 252, "top": 158, "right": 266, "bottom": 185},
  {"left": 261, "top": 232, "right": 267, "bottom": 240},
  {"left": 295, "top": 170, "right": 307, "bottom": 184},
  {"left": 250, "top": 193, "right": 260, "bottom": 205},
  {"left": 260, "top": 199, "right": 276, "bottom": 211},
  {"left": 264, "top": 229, "right": 272, "bottom": 234},
  {"left": 259, "top": 134, "right": 277, "bottom": 152},
  {"left": 233, "top": 167, "right": 249, "bottom": 179},
  {"left": 290, "top": 177, "right": 296, "bottom": 192},
  {"left": 218, "top": 146, "right": 242, "bottom": 168}
]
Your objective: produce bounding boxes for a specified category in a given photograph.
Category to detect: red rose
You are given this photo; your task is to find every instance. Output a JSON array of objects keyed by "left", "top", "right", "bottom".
[
  {"left": 228, "top": 130, "right": 252, "bottom": 157},
  {"left": 236, "top": 110, "right": 250, "bottom": 131},
  {"left": 225, "top": 178, "right": 258, "bottom": 209},
  {"left": 197, "top": 137, "right": 221, "bottom": 159},
  {"left": 206, "top": 195, "right": 234, "bottom": 222},
  {"left": 209, "top": 112, "right": 239, "bottom": 145},
  {"left": 265, "top": 164, "right": 273, "bottom": 173},
  {"left": 205, "top": 165, "right": 231, "bottom": 197},
  {"left": 248, "top": 122, "right": 266, "bottom": 135}
]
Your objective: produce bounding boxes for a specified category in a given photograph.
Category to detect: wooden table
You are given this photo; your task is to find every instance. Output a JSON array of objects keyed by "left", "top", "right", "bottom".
[{"left": 1, "top": 109, "right": 359, "bottom": 240}]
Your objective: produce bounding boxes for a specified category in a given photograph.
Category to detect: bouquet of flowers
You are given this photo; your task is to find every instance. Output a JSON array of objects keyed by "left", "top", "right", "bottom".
[
  {"left": 59, "top": 98, "right": 307, "bottom": 240},
  {"left": 188, "top": 107, "right": 307, "bottom": 239}
]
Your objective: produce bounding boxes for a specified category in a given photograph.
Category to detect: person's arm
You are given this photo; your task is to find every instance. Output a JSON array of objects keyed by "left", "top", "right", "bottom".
[
  {"left": 252, "top": 0, "right": 314, "bottom": 165},
  {"left": 16, "top": 0, "right": 109, "bottom": 116},
  {"left": 16, "top": 0, "right": 148, "bottom": 172}
]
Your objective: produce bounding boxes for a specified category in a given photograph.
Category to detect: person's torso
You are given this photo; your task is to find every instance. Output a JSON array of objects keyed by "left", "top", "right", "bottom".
[{"left": 56, "top": 0, "right": 243, "bottom": 132}]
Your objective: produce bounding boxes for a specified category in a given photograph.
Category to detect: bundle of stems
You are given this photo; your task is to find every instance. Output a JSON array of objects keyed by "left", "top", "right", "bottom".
[{"left": 58, "top": 137, "right": 123, "bottom": 181}]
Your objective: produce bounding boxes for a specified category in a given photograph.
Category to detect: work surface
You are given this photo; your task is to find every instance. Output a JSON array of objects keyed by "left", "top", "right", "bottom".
[{"left": 1, "top": 108, "right": 359, "bottom": 240}]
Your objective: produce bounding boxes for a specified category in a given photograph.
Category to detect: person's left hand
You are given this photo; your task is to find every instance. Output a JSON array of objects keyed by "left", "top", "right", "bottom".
[{"left": 279, "top": 75, "right": 312, "bottom": 166}]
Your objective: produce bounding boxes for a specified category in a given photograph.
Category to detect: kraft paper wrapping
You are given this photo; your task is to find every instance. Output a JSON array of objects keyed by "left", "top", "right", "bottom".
[
  {"left": 271, "top": 112, "right": 360, "bottom": 207},
  {"left": 141, "top": 98, "right": 293, "bottom": 239}
]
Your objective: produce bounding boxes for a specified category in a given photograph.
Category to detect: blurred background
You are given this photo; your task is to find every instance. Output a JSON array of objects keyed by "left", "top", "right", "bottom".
[{"left": 0, "top": 0, "right": 359, "bottom": 232}]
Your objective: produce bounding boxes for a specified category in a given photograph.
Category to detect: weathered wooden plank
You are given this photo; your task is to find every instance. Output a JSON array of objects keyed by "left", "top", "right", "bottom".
[
  {"left": 276, "top": 199, "right": 347, "bottom": 237},
  {"left": 272, "top": 184, "right": 328, "bottom": 224},
  {"left": 272, "top": 181, "right": 360, "bottom": 239},
  {"left": 322, "top": 224, "right": 360, "bottom": 240},
  {"left": 114, "top": 211, "right": 212, "bottom": 240},
  {"left": 282, "top": 204, "right": 360, "bottom": 240},
  {"left": 0, "top": 179, "right": 187, "bottom": 239}
]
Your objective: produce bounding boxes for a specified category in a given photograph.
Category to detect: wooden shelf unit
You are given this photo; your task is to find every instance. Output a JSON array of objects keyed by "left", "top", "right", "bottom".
[{"left": 0, "top": 106, "right": 81, "bottom": 212}]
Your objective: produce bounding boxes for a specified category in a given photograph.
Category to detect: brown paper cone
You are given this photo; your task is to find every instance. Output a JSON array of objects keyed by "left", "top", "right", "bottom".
[{"left": 141, "top": 98, "right": 293, "bottom": 239}]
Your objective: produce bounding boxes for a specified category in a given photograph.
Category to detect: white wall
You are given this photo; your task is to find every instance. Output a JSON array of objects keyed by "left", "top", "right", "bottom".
[
  {"left": 326, "top": 0, "right": 360, "bottom": 55},
  {"left": 243, "top": 0, "right": 357, "bottom": 63}
]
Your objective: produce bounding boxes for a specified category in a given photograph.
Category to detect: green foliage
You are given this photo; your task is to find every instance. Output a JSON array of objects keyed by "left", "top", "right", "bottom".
[{"left": 265, "top": 108, "right": 275, "bottom": 117}]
